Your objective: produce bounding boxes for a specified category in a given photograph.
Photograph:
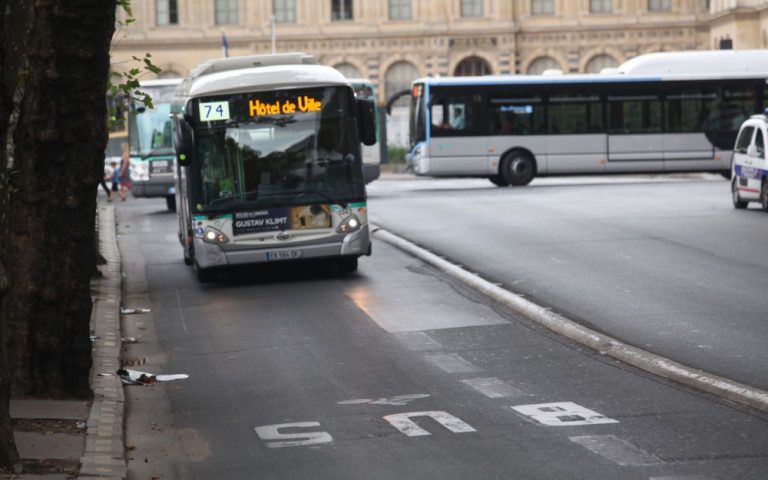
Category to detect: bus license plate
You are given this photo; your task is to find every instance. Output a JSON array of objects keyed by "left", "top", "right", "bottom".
[{"left": 266, "top": 250, "right": 302, "bottom": 261}]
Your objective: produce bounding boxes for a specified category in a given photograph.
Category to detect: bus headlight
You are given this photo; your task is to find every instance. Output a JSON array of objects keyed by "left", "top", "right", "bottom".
[
  {"left": 202, "top": 226, "right": 229, "bottom": 244},
  {"left": 336, "top": 214, "right": 362, "bottom": 234}
]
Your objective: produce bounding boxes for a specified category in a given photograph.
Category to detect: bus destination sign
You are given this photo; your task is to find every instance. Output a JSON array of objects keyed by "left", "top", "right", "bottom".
[{"left": 248, "top": 95, "right": 322, "bottom": 117}]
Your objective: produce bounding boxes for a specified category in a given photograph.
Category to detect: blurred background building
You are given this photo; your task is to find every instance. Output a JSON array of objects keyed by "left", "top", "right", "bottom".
[{"left": 110, "top": 0, "right": 768, "bottom": 146}]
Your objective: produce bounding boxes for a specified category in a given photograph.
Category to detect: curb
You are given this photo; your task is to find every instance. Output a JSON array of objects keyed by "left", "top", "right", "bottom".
[
  {"left": 78, "top": 206, "right": 126, "bottom": 479},
  {"left": 372, "top": 226, "right": 768, "bottom": 414}
]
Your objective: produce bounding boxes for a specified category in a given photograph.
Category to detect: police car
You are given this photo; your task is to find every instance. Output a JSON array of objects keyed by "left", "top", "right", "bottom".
[{"left": 731, "top": 110, "right": 768, "bottom": 211}]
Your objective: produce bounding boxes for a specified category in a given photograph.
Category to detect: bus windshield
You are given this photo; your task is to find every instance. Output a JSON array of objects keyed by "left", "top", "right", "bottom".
[
  {"left": 129, "top": 84, "right": 177, "bottom": 156},
  {"left": 190, "top": 86, "right": 365, "bottom": 212}
]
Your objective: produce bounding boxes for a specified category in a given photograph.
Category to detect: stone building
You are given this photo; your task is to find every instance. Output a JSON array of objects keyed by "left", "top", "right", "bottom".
[{"left": 111, "top": 0, "right": 767, "bottom": 105}]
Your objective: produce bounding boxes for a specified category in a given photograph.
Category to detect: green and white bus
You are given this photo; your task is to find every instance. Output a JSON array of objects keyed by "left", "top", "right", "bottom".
[
  {"left": 171, "top": 54, "right": 377, "bottom": 282},
  {"left": 348, "top": 78, "right": 381, "bottom": 183},
  {"left": 407, "top": 50, "right": 768, "bottom": 186},
  {"left": 128, "top": 78, "right": 182, "bottom": 210}
]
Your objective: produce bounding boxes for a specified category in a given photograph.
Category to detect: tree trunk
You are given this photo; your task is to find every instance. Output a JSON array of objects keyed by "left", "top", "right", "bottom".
[{"left": 0, "top": 0, "right": 116, "bottom": 408}]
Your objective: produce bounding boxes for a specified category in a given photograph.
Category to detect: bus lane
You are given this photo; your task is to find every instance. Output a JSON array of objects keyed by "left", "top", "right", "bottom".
[{"left": 117, "top": 197, "right": 768, "bottom": 480}]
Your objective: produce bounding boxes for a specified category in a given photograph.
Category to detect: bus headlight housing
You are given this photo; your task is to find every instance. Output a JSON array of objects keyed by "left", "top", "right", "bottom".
[
  {"left": 336, "top": 214, "right": 362, "bottom": 234},
  {"left": 202, "top": 226, "right": 229, "bottom": 244}
]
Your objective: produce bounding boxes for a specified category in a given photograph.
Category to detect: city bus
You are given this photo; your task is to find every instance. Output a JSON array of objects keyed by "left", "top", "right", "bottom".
[
  {"left": 128, "top": 78, "right": 182, "bottom": 210},
  {"left": 348, "top": 78, "right": 381, "bottom": 183},
  {"left": 170, "top": 53, "right": 377, "bottom": 282},
  {"left": 407, "top": 50, "right": 768, "bottom": 186}
]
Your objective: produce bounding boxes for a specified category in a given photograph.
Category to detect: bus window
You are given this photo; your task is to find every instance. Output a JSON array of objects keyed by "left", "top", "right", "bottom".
[
  {"left": 430, "top": 95, "right": 471, "bottom": 136},
  {"left": 608, "top": 95, "right": 662, "bottom": 134},
  {"left": 547, "top": 95, "right": 603, "bottom": 134},
  {"left": 666, "top": 91, "right": 717, "bottom": 133},
  {"left": 489, "top": 96, "right": 544, "bottom": 135}
]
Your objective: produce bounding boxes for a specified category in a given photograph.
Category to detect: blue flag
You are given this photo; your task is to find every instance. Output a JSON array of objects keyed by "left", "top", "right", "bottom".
[{"left": 221, "top": 31, "right": 229, "bottom": 58}]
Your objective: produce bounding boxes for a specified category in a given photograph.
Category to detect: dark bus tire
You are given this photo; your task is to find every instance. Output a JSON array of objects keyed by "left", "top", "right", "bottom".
[
  {"left": 338, "top": 257, "right": 358, "bottom": 273},
  {"left": 489, "top": 175, "right": 509, "bottom": 187},
  {"left": 501, "top": 151, "right": 536, "bottom": 186}
]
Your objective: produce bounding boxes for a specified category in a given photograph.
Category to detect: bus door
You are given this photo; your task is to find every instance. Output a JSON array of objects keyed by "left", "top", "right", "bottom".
[
  {"left": 607, "top": 94, "right": 664, "bottom": 172},
  {"left": 428, "top": 93, "right": 486, "bottom": 175},
  {"left": 662, "top": 89, "right": 718, "bottom": 172}
]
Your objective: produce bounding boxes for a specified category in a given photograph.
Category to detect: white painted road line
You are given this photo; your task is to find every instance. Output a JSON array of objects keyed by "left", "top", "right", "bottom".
[
  {"left": 425, "top": 354, "right": 481, "bottom": 373},
  {"left": 383, "top": 411, "right": 476, "bottom": 437},
  {"left": 569, "top": 435, "right": 661, "bottom": 466},
  {"left": 394, "top": 331, "right": 443, "bottom": 351},
  {"left": 461, "top": 377, "right": 525, "bottom": 398},
  {"left": 372, "top": 227, "right": 768, "bottom": 413},
  {"left": 511, "top": 402, "right": 619, "bottom": 426}
]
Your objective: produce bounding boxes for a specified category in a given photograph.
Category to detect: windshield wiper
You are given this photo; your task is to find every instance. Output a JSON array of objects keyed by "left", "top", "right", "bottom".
[{"left": 260, "top": 190, "right": 347, "bottom": 208}]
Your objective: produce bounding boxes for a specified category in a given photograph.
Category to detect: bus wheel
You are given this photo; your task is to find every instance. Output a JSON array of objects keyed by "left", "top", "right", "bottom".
[
  {"left": 761, "top": 180, "right": 768, "bottom": 212},
  {"left": 501, "top": 152, "right": 536, "bottom": 186},
  {"left": 338, "top": 257, "right": 358, "bottom": 273},
  {"left": 166, "top": 195, "right": 176, "bottom": 212},
  {"left": 732, "top": 179, "right": 748, "bottom": 209},
  {"left": 183, "top": 247, "right": 193, "bottom": 266},
  {"left": 488, "top": 175, "right": 509, "bottom": 187}
]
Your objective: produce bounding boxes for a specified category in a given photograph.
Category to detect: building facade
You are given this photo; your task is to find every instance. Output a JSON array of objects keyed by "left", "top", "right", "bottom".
[{"left": 111, "top": 0, "right": 766, "bottom": 105}]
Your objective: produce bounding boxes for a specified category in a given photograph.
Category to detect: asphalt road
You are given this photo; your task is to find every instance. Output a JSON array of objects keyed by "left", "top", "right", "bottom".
[
  {"left": 111, "top": 189, "right": 768, "bottom": 480},
  {"left": 367, "top": 174, "right": 768, "bottom": 392}
]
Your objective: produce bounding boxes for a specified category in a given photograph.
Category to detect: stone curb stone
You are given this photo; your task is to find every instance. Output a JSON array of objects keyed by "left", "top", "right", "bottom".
[{"left": 78, "top": 206, "right": 125, "bottom": 479}]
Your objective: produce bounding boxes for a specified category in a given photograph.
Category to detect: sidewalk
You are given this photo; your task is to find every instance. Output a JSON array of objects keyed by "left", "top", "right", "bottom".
[{"left": 6, "top": 205, "right": 126, "bottom": 479}]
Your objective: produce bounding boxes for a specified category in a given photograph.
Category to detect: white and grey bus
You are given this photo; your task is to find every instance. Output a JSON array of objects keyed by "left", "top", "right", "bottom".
[
  {"left": 171, "top": 54, "right": 377, "bottom": 281},
  {"left": 348, "top": 78, "right": 381, "bottom": 183},
  {"left": 407, "top": 50, "right": 768, "bottom": 186}
]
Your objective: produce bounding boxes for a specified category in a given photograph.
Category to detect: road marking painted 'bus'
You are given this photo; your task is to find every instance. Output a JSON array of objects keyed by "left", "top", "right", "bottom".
[
  {"left": 425, "top": 354, "right": 480, "bottom": 373},
  {"left": 383, "top": 411, "right": 476, "bottom": 437},
  {"left": 461, "top": 378, "right": 525, "bottom": 398},
  {"left": 338, "top": 394, "right": 431, "bottom": 406},
  {"left": 254, "top": 422, "right": 333, "bottom": 448},
  {"left": 511, "top": 402, "right": 619, "bottom": 426},
  {"left": 569, "top": 435, "right": 661, "bottom": 466}
]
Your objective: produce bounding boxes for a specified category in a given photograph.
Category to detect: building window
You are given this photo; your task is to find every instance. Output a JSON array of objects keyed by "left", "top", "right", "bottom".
[
  {"left": 584, "top": 54, "right": 618, "bottom": 73},
  {"left": 648, "top": 0, "right": 670, "bottom": 11},
  {"left": 334, "top": 63, "right": 363, "bottom": 78},
  {"left": 215, "top": 0, "right": 238, "bottom": 25},
  {"left": 454, "top": 56, "right": 491, "bottom": 76},
  {"left": 332, "top": 0, "right": 353, "bottom": 21},
  {"left": 590, "top": 0, "right": 612, "bottom": 13},
  {"left": 274, "top": 0, "right": 295, "bottom": 23},
  {"left": 531, "top": 0, "right": 554, "bottom": 15},
  {"left": 460, "top": 0, "right": 483, "bottom": 17},
  {"left": 385, "top": 61, "right": 419, "bottom": 109},
  {"left": 389, "top": 0, "right": 411, "bottom": 20},
  {"left": 526, "top": 56, "right": 561, "bottom": 75},
  {"left": 156, "top": 0, "right": 178, "bottom": 26}
]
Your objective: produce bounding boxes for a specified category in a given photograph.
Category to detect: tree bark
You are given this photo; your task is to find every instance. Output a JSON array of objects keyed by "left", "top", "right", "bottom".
[{"left": 0, "top": 0, "right": 116, "bottom": 429}]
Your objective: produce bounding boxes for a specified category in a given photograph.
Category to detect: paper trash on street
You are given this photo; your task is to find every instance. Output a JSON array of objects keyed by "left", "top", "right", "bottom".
[{"left": 118, "top": 368, "right": 189, "bottom": 386}]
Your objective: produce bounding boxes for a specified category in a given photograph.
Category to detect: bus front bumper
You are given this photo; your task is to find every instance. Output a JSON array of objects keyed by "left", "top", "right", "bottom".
[{"left": 193, "top": 226, "right": 371, "bottom": 269}]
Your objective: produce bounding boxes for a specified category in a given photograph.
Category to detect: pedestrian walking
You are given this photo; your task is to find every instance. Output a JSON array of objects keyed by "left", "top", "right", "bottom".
[{"left": 118, "top": 144, "right": 131, "bottom": 201}]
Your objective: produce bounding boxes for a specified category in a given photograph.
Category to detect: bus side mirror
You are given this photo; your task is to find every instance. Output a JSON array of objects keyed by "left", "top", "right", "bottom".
[
  {"left": 172, "top": 113, "right": 194, "bottom": 167},
  {"left": 356, "top": 98, "right": 377, "bottom": 147}
]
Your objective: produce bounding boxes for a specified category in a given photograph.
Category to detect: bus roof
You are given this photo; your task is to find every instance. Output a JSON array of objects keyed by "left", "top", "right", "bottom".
[
  {"left": 188, "top": 52, "right": 317, "bottom": 80},
  {"left": 179, "top": 64, "right": 351, "bottom": 99},
  {"left": 618, "top": 49, "right": 768, "bottom": 75},
  {"left": 414, "top": 50, "right": 768, "bottom": 88}
]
